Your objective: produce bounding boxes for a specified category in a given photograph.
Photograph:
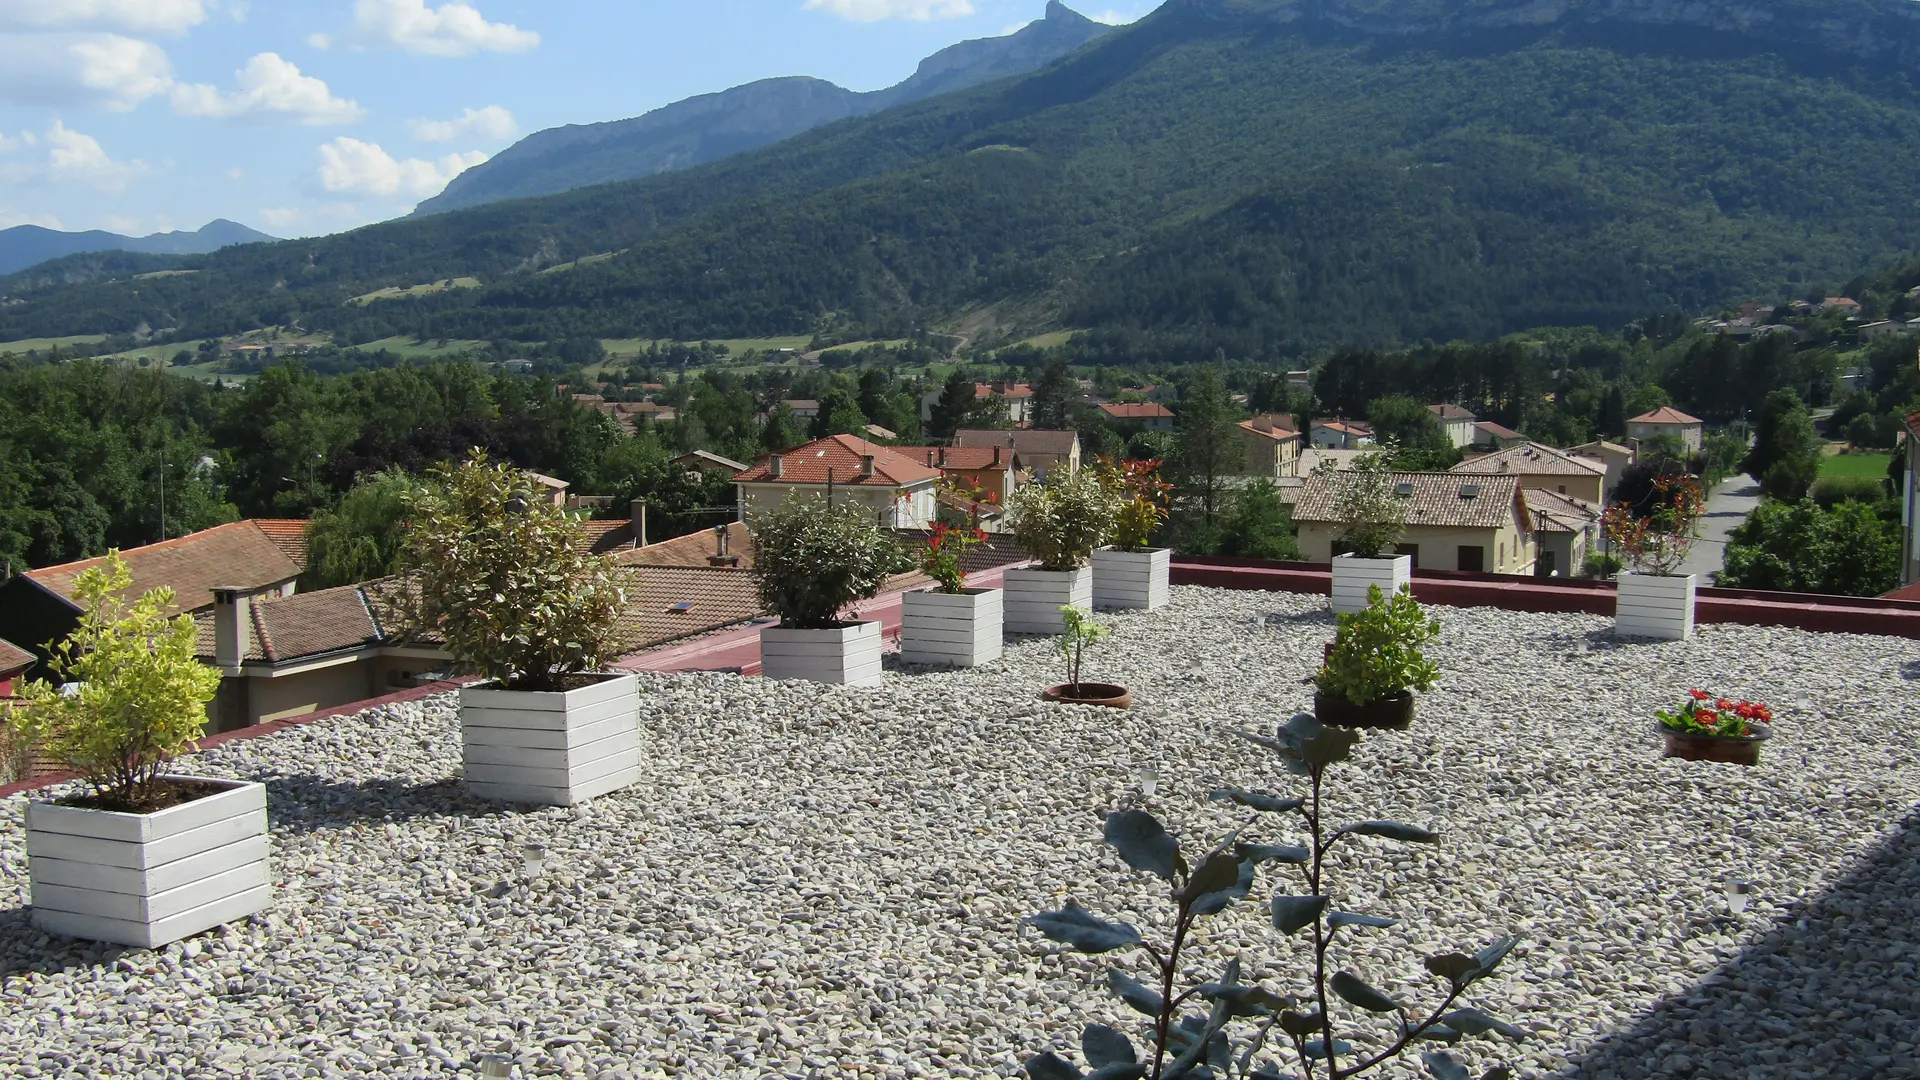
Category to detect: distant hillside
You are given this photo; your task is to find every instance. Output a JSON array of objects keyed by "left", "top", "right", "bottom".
[
  {"left": 0, "top": 219, "right": 276, "bottom": 276},
  {"left": 7, "top": 0, "right": 1920, "bottom": 356},
  {"left": 412, "top": 1, "right": 1111, "bottom": 215}
]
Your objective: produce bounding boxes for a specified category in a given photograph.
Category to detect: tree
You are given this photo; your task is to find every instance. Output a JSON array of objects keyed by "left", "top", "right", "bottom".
[
  {"left": 1719, "top": 499, "right": 1899, "bottom": 596},
  {"left": 1367, "top": 394, "right": 1458, "bottom": 470},
  {"left": 810, "top": 388, "right": 868, "bottom": 439},
  {"left": 928, "top": 368, "right": 974, "bottom": 439},
  {"left": 302, "top": 469, "right": 418, "bottom": 589},
  {"left": 1029, "top": 356, "right": 1075, "bottom": 430},
  {"left": 1215, "top": 479, "right": 1301, "bottom": 560},
  {"left": 1743, "top": 389, "right": 1819, "bottom": 501},
  {"left": 1170, "top": 364, "right": 1244, "bottom": 529},
  {"left": 760, "top": 402, "right": 806, "bottom": 453}
]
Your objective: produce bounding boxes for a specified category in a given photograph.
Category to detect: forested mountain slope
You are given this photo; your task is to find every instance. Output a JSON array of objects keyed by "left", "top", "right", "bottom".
[
  {"left": 0, "top": 220, "right": 275, "bottom": 276},
  {"left": 6, "top": 0, "right": 1920, "bottom": 356}
]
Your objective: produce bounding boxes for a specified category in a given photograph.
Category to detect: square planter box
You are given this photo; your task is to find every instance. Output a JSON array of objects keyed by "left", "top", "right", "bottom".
[
  {"left": 1331, "top": 553, "right": 1412, "bottom": 614},
  {"left": 760, "top": 619, "right": 884, "bottom": 686},
  {"left": 1093, "top": 547, "right": 1171, "bottom": 612},
  {"left": 1615, "top": 572, "right": 1696, "bottom": 641},
  {"left": 1003, "top": 566, "right": 1094, "bottom": 634},
  {"left": 28, "top": 777, "right": 271, "bottom": 949},
  {"left": 900, "top": 587, "right": 1003, "bottom": 667},
  {"left": 461, "top": 673, "right": 641, "bottom": 806}
]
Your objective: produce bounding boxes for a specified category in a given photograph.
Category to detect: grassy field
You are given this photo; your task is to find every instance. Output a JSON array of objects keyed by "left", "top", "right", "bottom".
[
  {"left": 1818, "top": 449, "right": 1892, "bottom": 480},
  {"left": 0, "top": 334, "right": 109, "bottom": 353},
  {"left": 598, "top": 336, "right": 814, "bottom": 360},
  {"left": 133, "top": 269, "right": 199, "bottom": 280},
  {"left": 540, "top": 252, "right": 618, "bottom": 275},
  {"left": 356, "top": 335, "right": 490, "bottom": 358},
  {"left": 1003, "top": 329, "right": 1078, "bottom": 351},
  {"left": 347, "top": 278, "right": 481, "bottom": 305}
]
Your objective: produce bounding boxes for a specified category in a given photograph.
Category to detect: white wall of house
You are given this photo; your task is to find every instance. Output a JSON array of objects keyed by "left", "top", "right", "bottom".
[
  {"left": 1626, "top": 421, "right": 1703, "bottom": 452},
  {"left": 737, "top": 481, "right": 937, "bottom": 528}
]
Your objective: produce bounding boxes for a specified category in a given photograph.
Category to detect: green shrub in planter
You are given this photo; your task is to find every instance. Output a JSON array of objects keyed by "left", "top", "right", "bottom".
[
  {"left": 1006, "top": 471, "right": 1121, "bottom": 571},
  {"left": 1317, "top": 584, "right": 1441, "bottom": 705},
  {"left": 750, "top": 495, "right": 910, "bottom": 628},
  {"left": 405, "top": 452, "right": 625, "bottom": 692}
]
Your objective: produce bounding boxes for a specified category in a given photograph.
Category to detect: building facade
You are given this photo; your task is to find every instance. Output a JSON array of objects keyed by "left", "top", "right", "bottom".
[{"left": 1290, "top": 472, "right": 1536, "bottom": 575}]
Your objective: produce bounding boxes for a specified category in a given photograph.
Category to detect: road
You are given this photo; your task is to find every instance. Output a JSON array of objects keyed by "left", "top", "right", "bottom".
[{"left": 1678, "top": 474, "right": 1762, "bottom": 582}]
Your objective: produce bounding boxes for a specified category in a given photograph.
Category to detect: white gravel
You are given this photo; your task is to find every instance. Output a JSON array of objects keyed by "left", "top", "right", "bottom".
[{"left": 3, "top": 585, "right": 1918, "bottom": 1080}]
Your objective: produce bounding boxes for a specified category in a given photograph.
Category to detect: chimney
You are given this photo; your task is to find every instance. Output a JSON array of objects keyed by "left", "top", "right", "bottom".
[
  {"left": 937, "top": 447, "right": 947, "bottom": 467},
  {"left": 993, "top": 446, "right": 1003, "bottom": 468},
  {"left": 859, "top": 454, "right": 876, "bottom": 478},
  {"left": 769, "top": 455, "right": 783, "bottom": 479},
  {"left": 630, "top": 498, "right": 648, "bottom": 548},
  {"left": 708, "top": 523, "right": 739, "bottom": 567},
  {"left": 927, "top": 450, "right": 937, "bottom": 467},
  {"left": 212, "top": 587, "right": 254, "bottom": 670}
]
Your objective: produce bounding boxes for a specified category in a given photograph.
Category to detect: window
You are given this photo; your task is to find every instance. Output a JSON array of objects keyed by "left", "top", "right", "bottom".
[
  {"left": 1557, "top": 485, "right": 1567, "bottom": 494},
  {"left": 1457, "top": 546, "right": 1484, "bottom": 573},
  {"left": 1497, "top": 541, "right": 1505, "bottom": 568}
]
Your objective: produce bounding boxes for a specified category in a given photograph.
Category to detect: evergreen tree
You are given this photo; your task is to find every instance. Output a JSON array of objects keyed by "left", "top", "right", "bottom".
[
  {"left": 1171, "top": 364, "right": 1245, "bottom": 529},
  {"left": 760, "top": 403, "right": 806, "bottom": 453},
  {"left": 810, "top": 388, "right": 867, "bottom": 439},
  {"left": 1030, "top": 357, "right": 1074, "bottom": 430},
  {"left": 929, "top": 368, "right": 974, "bottom": 439},
  {"left": 1743, "top": 389, "right": 1819, "bottom": 499}
]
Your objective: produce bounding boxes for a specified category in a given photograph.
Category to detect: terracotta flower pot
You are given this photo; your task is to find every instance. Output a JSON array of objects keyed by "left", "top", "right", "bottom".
[
  {"left": 1041, "top": 682, "right": 1133, "bottom": 709},
  {"left": 1314, "top": 689, "right": 1414, "bottom": 731},
  {"left": 1660, "top": 721, "right": 1771, "bottom": 766}
]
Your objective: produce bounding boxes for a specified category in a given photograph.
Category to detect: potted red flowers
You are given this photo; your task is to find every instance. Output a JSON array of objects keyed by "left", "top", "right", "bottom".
[
  {"left": 900, "top": 484, "right": 1003, "bottom": 667},
  {"left": 1658, "top": 689, "right": 1773, "bottom": 765}
]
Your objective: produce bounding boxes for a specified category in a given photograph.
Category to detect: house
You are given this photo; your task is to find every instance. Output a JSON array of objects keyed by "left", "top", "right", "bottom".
[
  {"left": 1522, "top": 489, "right": 1603, "bottom": 579},
  {"left": 0, "top": 638, "right": 31, "bottom": 698},
  {"left": 1567, "top": 440, "right": 1636, "bottom": 500},
  {"left": 1626, "top": 407, "right": 1705, "bottom": 453},
  {"left": 0, "top": 520, "right": 307, "bottom": 683},
  {"left": 525, "top": 472, "right": 571, "bottom": 507},
  {"left": 863, "top": 424, "right": 897, "bottom": 442},
  {"left": 917, "top": 382, "right": 1033, "bottom": 424},
  {"left": 1821, "top": 298, "right": 1863, "bottom": 316},
  {"left": 1310, "top": 419, "right": 1374, "bottom": 450},
  {"left": 895, "top": 445, "right": 1021, "bottom": 505},
  {"left": 1860, "top": 320, "right": 1917, "bottom": 341},
  {"left": 501, "top": 359, "right": 535, "bottom": 374},
  {"left": 1427, "top": 404, "right": 1478, "bottom": 448},
  {"left": 732, "top": 434, "right": 942, "bottom": 528},
  {"left": 955, "top": 428, "right": 1080, "bottom": 480},
  {"left": 1099, "top": 401, "right": 1176, "bottom": 432},
  {"left": 1290, "top": 472, "right": 1536, "bottom": 575},
  {"left": 614, "top": 521, "right": 756, "bottom": 569},
  {"left": 672, "top": 450, "right": 749, "bottom": 474},
  {"left": 780, "top": 399, "right": 821, "bottom": 421},
  {"left": 1473, "top": 421, "right": 1527, "bottom": 449},
  {"left": 1902, "top": 411, "right": 1920, "bottom": 589},
  {"left": 574, "top": 500, "right": 655, "bottom": 553},
  {"left": 1238, "top": 414, "right": 1303, "bottom": 479},
  {"left": 1450, "top": 442, "right": 1608, "bottom": 503}
]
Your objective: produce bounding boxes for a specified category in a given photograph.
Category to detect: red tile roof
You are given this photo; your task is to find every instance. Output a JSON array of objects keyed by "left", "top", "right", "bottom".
[
  {"left": 613, "top": 522, "right": 756, "bottom": 569},
  {"left": 194, "top": 581, "right": 385, "bottom": 664},
  {"left": 1428, "top": 403, "right": 1476, "bottom": 422},
  {"left": 1099, "top": 402, "right": 1175, "bottom": 420},
  {"left": 610, "top": 565, "right": 763, "bottom": 653},
  {"left": 955, "top": 429, "right": 1079, "bottom": 457},
  {"left": 0, "top": 637, "right": 32, "bottom": 676},
  {"left": 28, "top": 521, "right": 303, "bottom": 615},
  {"left": 1628, "top": 407, "right": 1703, "bottom": 426},
  {"left": 1239, "top": 416, "right": 1300, "bottom": 441},
  {"left": 733, "top": 434, "right": 942, "bottom": 486},
  {"left": 251, "top": 519, "right": 311, "bottom": 568},
  {"left": 1451, "top": 442, "right": 1605, "bottom": 478},
  {"left": 1475, "top": 421, "right": 1524, "bottom": 441},
  {"left": 892, "top": 446, "right": 1016, "bottom": 471}
]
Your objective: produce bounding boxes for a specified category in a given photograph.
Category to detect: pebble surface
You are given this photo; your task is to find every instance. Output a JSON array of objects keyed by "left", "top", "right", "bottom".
[{"left": 3, "top": 586, "right": 1917, "bottom": 1079}]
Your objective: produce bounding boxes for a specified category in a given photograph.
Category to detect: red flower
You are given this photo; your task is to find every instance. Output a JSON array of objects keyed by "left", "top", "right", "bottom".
[{"left": 1689, "top": 689, "right": 1710, "bottom": 701}]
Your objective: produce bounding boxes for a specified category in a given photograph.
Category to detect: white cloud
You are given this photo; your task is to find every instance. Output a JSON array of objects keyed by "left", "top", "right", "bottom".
[
  {"left": 351, "top": 0, "right": 537, "bottom": 56},
  {"left": 408, "top": 104, "right": 515, "bottom": 143},
  {"left": 257, "top": 206, "right": 302, "bottom": 230},
  {"left": 803, "top": 0, "right": 974, "bottom": 22},
  {"left": 1089, "top": 8, "right": 1146, "bottom": 24},
  {"left": 0, "top": 0, "right": 207, "bottom": 34},
  {"left": 171, "top": 52, "right": 362, "bottom": 124},
  {"left": 0, "top": 129, "right": 34, "bottom": 152},
  {"left": 227, "top": 166, "right": 244, "bottom": 179},
  {"left": 46, "top": 120, "right": 143, "bottom": 192},
  {"left": 318, "top": 137, "right": 487, "bottom": 199},
  {"left": 0, "top": 208, "right": 63, "bottom": 230},
  {"left": 308, "top": 31, "right": 331, "bottom": 49},
  {"left": 0, "top": 32, "right": 175, "bottom": 109},
  {"left": 256, "top": 201, "right": 376, "bottom": 237}
]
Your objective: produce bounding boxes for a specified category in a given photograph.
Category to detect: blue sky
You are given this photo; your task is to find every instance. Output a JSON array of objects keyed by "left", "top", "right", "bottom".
[{"left": 0, "top": 0, "right": 1151, "bottom": 240}]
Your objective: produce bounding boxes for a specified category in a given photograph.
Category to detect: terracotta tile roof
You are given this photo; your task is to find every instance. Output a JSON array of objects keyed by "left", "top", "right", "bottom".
[
  {"left": 526, "top": 472, "right": 570, "bottom": 490},
  {"left": 1314, "top": 419, "right": 1372, "bottom": 435},
  {"left": 955, "top": 428, "right": 1079, "bottom": 457},
  {"left": 863, "top": 424, "right": 897, "bottom": 441},
  {"left": 1522, "top": 489, "right": 1602, "bottom": 535},
  {"left": 251, "top": 519, "right": 311, "bottom": 568},
  {"left": 1570, "top": 439, "right": 1632, "bottom": 456},
  {"left": 193, "top": 582, "right": 383, "bottom": 664},
  {"left": 576, "top": 520, "right": 638, "bottom": 553},
  {"left": 610, "top": 565, "right": 764, "bottom": 654},
  {"left": 673, "top": 449, "right": 748, "bottom": 472},
  {"left": 733, "top": 434, "right": 942, "bottom": 486},
  {"left": 892, "top": 446, "right": 1017, "bottom": 471},
  {"left": 28, "top": 521, "right": 303, "bottom": 615},
  {"left": 1451, "top": 443, "right": 1606, "bottom": 478},
  {"left": 997, "top": 383, "right": 1034, "bottom": 399},
  {"left": 1628, "top": 406, "right": 1703, "bottom": 426},
  {"left": 1428, "top": 403, "right": 1477, "bottom": 422},
  {"left": 612, "top": 522, "right": 756, "bottom": 569},
  {"left": 1239, "top": 417, "right": 1300, "bottom": 441},
  {"left": 1291, "top": 472, "right": 1523, "bottom": 530},
  {"left": 0, "top": 637, "right": 32, "bottom": 675},
  {"left": 1474, "top": 422, "right": 1524, "bottom": 441},
  {"left": 780, "top": 399, "right": 819, "bottom": 412},
  {"left": 1099, "top": 402, "right": 1175, "bottom": 420}
]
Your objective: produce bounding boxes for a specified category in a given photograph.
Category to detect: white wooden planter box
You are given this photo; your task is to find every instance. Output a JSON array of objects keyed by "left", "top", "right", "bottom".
[
  {"left": 760, "top": 620, "right": 884, "bottom": 686},
  {"left": 1615, "top": 572, "right": 1696, "bottom": 641},
  {"left": 461, "top": 674, "right": 641, "bottom": 806},
  {"left": 900, "top": 587, "right": 1003, "bottom": 667},
  {"left": 1331, "top": 553, "right": 1413, "bottom": 614},
  {"left": 1003, "top": 566, "right": 1094, "bottom": 634},
  {"left": 1094, "top": 547, "right": 1171, "bottom": 612},
  {"left": 28, "top": 777, "right": 270, "bottom": 948}
]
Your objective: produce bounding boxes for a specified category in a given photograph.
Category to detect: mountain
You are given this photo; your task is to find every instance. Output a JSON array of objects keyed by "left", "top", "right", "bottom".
[
  {"left": 412, "top": 1, "right": 1113, "bottom": 216},
  {"left": 7, "top": 0, "right": 1920, "bottom": 356},
  {"left": 0, "top": 219, "right": 276, "bottom": 276}
]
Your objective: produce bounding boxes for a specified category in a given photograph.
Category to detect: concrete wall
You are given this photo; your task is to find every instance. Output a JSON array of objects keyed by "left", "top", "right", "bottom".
[
  {"left": 247, "top": 662, "right": 377, "bottom": 724},
  {"left": 738, "top": 482, "right": 936, "bottom": 528},
  {"left": 1627, "top": 421, "right": 1703, "bottom": 452}
]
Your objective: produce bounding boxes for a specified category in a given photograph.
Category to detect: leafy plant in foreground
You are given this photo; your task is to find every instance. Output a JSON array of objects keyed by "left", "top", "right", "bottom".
[
  {"left": 1316, "top": 586, "right": 1441, "bottom": 707},
  {"left": 1059, "top": 605, "right": 1110, "bottom": 692},
  {"left": 1023, "top": 713, "right": 1523, "bottom": 1080}
]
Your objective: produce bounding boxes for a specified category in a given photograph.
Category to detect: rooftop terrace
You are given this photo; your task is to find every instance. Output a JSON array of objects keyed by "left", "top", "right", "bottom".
[{"left": 3, "top": 587, "right": 1918, "bottom": 1078}]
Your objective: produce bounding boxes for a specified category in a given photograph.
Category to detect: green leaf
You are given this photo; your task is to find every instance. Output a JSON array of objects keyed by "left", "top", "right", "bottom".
[
  {"left": 1471, "top": 936, "right": 1519, "bottom": 982},
  {"left": 1088, "top": 1066, "right": 1149, "bottom": 1080},
  {"left": 1271, "top": 894, "right": 1328, "bottom": 934},
  {"left": 1082, "top": 1025, "right": 1136, "bottom": 1068},
  {"left": 1196, "top": 981, "right": 1288, "bottom": 1017},
  {"left": 1025, "top": 903, "right": 1143, "bottom": 953},
  {"left": 1024, "top": 1052, "right": 1085, "bottom": 1080},
  {"left": 1422, "top": 1051, "right": 1471, "bottom": 1080},
  {"left": 1278, "top": 1010, "right": 1324, "bottom": 1037},
  {"left": 1337, "top": 820, "right": 1439, "bottom": 844},
  {"left": 1330, "top": 970, "right": 1403, "bottom": 1013},
  {"left": 1482, "top": 1067, "right": 1514, "bottom": 1080},
  {"left": 1186, "top": 854, "right": 1254, "bottom": 917},
  {"left": 1104, "top": 810, "right": 1182, "bottom": 882},
  {"left": 1302, "top": 1039, "right": 1353, "bottom": 1060},
  {"left": 1442, "top": 1009, "right": 1528, "bottom": 1040},
  {"left": 1180, "top": 850, "right": 1242, "bottom": 903},
  {"left": 1238, "top": 843, "right": 1311, "bottom": 864},
  {"left": 1106, "top": 968, "right": 1163, "bottom": 1016},
  {"left": 1328, "top": 912, "right": 1397, "bottom": 930},
  {"left": 1425, "top": 952, "right": 1479, "bottom": 985},
  {"left": 1274, "top": 712, "right": 1360, "bottom": 770},
  {"left": 1415, "top": 1024, "right": 1463, "bottom": 1045},
  {"left": 1207, "top": 788, "right": 1305, "bottom": 813}
]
